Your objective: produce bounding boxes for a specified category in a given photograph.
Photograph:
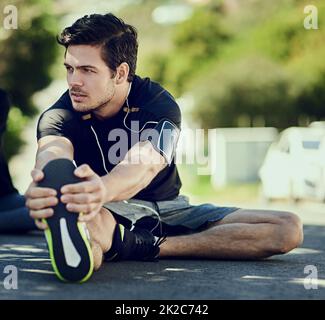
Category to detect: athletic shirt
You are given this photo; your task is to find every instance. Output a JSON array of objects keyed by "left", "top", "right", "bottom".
[{"left": 36, "top": 75, "right": 182, "bottom": 201}]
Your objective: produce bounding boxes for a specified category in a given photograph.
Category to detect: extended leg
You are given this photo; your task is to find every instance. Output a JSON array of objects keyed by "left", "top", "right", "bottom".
[{"left": 159, "top": 209, "right": 303, "bottom": 260}]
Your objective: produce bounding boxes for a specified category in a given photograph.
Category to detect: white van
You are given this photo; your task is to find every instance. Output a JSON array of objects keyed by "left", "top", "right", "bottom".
[
  {"left": 259, "top": 127, "right": 325, "bottom": 201},
  {"left": 303, "top": 136, "right": 325, "bottom": 202}
]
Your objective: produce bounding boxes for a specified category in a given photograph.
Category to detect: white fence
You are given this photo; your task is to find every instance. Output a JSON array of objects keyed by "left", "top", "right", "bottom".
[{"left": 210, "top": 127, "right": 278, "bottom": 187}]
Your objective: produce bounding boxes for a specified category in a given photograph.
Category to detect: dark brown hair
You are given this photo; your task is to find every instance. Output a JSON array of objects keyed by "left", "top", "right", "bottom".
[{"left": 57, "top": 13, "right": 138, "bottom": 82}]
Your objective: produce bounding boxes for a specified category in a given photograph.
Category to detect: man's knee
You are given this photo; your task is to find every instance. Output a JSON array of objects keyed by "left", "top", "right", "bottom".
[{"left": 273, "top": 211, "right": 304, "bottom": 254}]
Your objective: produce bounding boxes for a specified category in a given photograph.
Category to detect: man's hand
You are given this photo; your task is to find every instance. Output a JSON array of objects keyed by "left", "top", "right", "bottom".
[
  {"left": 25, "top": 169, "right": 58, "bottom": 230},
  {"left": 60, "top": 164, "right": 107, "bottom": 222}
]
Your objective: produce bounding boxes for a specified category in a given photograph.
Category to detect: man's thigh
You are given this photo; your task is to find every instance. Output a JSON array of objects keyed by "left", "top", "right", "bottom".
[
  {"left": 104, "top": 196, "right": 239, "bottom": 236},
  {"left": 210, "top": 208, "right": 298, "bottom": 228},
  {"left": 158, "top": 199, "right": 239, "bottom": 235}
]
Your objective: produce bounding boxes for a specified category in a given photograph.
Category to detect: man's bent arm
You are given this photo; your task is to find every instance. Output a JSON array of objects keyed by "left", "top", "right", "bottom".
[
  {"left": 102, "top": 140, "right": 167, "bottom": 202},
  {"left": 35, "top": 135, "right": 74, "bottom": 170}
]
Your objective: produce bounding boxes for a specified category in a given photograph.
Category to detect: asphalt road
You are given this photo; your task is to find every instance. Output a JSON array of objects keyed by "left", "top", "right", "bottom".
[{"left": 0, "top": 201, "right": 324, "bottom": 300}]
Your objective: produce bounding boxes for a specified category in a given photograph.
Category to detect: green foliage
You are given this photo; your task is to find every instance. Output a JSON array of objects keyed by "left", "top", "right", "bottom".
[
  {"left": 0, "top": 0, "right": 58, "bottom": 116},
  {"left": 191, "top": 56, "right": 294, "bottom": 129},
  {"left": 145, "top": 5, "right": 230, "bottom": 96},
  {"left": 178, "top": 163, "right": 260, "bottom": 204},
  {"left": 144, "top": 52, "right": 169, "bottom": 87},
  {"left": 173, "top": 6, "right": 228, "bottom": 61},
  {"left": 295, "top": 71, "right": 325, "bottom": 120},
  {"left": 0, "top": 0, "right": 58, "bottom": 159},
  {"left": 145, "top": 0, "right": 325, "bottom": 129},
  {"left": 2, "top": 107, "right": 28, "bottom": 159}
]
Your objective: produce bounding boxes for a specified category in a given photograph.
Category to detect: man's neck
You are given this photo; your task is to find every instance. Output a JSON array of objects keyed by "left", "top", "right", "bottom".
[{"left": 93, "top": 82, "right": 131, "bottom": 120}]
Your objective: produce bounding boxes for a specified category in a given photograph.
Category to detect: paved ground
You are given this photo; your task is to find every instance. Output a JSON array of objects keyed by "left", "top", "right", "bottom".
[{"left": 0, "top": 200, "right": 324, "bottom": 300}]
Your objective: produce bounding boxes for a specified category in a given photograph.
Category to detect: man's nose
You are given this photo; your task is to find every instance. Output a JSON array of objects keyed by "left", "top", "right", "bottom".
[{"left": 68, "top": 71, "right": 83, "bottom": 87}]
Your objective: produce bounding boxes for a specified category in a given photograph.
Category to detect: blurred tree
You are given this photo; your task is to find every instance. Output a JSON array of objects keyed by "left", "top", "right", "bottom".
[
  {"left": 146, "top": 5, "right": 230, "bottom": 96},
  {"left": 0, "top": 0, "right": 58, "bottom": 159},
  {"left": 295, "top": 71, "right": 325, "bottom": 121},
  {"left": 147, "top": 0, "right": 325, "bottom": 129},
  {"left": 191, "top": 56, "right": 294, "bottom": 129}
]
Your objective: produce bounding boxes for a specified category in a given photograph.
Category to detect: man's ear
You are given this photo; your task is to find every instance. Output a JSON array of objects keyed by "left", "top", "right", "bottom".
[{"left": 115, "top": 62, "right": 130, "bottom": 84}]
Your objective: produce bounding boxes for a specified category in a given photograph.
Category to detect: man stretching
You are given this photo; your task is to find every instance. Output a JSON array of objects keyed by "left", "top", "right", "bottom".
[{"left": 25, "top": 13, "right": 303, "bottom": 282}]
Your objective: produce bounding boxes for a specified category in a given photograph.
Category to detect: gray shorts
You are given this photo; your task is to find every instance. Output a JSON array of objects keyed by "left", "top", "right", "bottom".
[{"left": 103, "top": 195, "right": 239, "bottom": 237}]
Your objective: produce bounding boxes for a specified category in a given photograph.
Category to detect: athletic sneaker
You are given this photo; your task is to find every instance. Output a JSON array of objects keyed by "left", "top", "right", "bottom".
[
  {"left": 38, "top": 159, "right": 94, "bottom": 283},
  {"left": 104, "top": 224, "right": 166, "bottom": 262}
]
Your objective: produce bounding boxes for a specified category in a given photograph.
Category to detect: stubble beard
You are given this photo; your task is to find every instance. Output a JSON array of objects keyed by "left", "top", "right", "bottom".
[{"left": 72, "top": 86, "right": 116, "bottom": 113}]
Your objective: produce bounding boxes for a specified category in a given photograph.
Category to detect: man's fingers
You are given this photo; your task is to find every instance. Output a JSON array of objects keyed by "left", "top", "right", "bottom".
[
  {"left": 66, "top": 202, "right": 98, "bottom": 214},
  {"left": 61, "top": 192, "right": 101, "bottom": 205},
  {"left": 31, "top": 169, "right": 44, "bottom": 182},
  {"left": 74, "top": 164, "right": 95, "bottom": 179},
  {"left": 30, "top": 208, "right": 54, "bottom": 220},
  {"left": 34, "top": 219, "right": 48, "bottom": 230},
  {"left": 26, "top": 196, "right": 58, "bottom": 211},
  {"left": 25, "top": 187, "right": 57, "bottom": 199},
  {"left": 61, "top": 181, "right": 99, "bottom": 194}
]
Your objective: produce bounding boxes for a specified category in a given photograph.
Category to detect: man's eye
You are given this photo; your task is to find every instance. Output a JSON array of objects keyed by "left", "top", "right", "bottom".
[
  {"left": 65, "top": 66, "right": 73, "bottom": 72},
  {"left": 84, "top": 68, "right": 94, "bottom": 73}
]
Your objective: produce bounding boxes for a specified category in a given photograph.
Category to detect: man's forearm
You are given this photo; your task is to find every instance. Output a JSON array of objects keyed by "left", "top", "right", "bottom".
[
  {"left": 101, "top": 162, "right": 160, "bottom": 202},
  {"left": 101, "top": 140, "right": 167, "bottom": 202},
  {"left": 35, "top": 149, "right": 73, "bottom": 170}
]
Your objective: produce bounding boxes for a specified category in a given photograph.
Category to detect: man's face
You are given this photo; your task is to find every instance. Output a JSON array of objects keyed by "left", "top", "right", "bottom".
[{"left": 64, "top": 45, "right": 116, "bottom": 113}]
